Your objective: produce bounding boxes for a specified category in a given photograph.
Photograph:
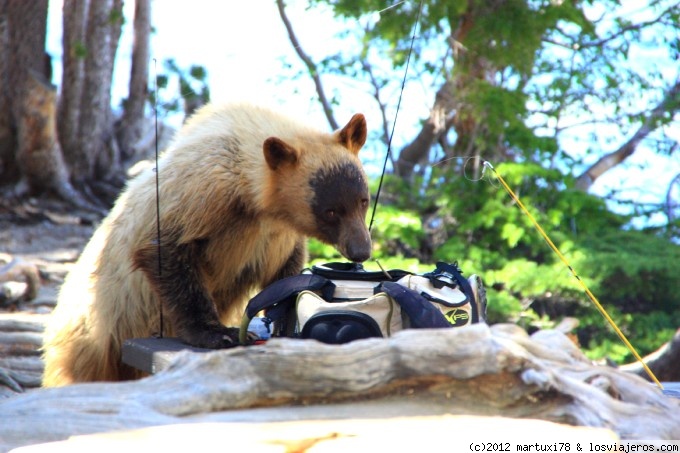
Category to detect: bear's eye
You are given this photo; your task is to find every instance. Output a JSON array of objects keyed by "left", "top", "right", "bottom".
[{"left": 325, "top": 209, "right": 337, "bottom": 220}]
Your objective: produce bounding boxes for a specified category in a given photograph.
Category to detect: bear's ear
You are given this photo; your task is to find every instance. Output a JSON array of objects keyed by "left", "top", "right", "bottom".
[
  {"left": 336, "top": 113, "right": 367, "bottom": 155},
  {"left": 263, "top": 137, "right": 300, "bottom": 171}
]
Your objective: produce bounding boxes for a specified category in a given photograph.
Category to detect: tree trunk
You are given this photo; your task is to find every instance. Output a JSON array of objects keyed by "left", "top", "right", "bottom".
[
  {"left": 5, "top": 0, "right": 50, "bottom": 118},
  {"left": 71, "top": 0, "right": 123, "bottom": 181},
  {"left": 17, "top": 71, "right": 103, "bottom": 212},
  {"left": 117, "top": 0, "right": 151, "bottom": 161},
  {"left": 57, "top": 0, "right": 88, "bottom": 171},
  {"left": 0, "top": 0, "right": 15, "bottom": 173},
  {"left": 1, "top": 0, "right": 150, "bottom": 209},
  {"left": 395, "top": 80, "right": 456, "bottom": 178},
  {"left": 1, "top": 0, "right": 50, "bottom": 189},
  {"left": 16, "top": 71, "right": 71, "bottom": 195},
  {"left": 394, "top": 7, "right": 492, "bottom": 181}
]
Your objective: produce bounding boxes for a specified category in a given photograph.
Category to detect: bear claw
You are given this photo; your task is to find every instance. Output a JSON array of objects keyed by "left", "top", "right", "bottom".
[{"left": 181, "top": 326, "right": 244, "bottom": 349}]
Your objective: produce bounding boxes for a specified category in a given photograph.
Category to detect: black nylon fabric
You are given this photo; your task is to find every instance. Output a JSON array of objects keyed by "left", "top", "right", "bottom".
[{"left": 244, "top": 274, "right": 335, "bottom": 318}]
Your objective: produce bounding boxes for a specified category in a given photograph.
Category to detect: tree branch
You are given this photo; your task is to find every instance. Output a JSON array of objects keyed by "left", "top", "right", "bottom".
[
  {"left": 621, "top": 327, "right": 680, "bottom": 382},
  {"left": 580, "top": 4, "right": 679, "bottom": 49},
  {"left": 360, "top": 59, "right": 390, "bottom": 147},
  {"left": 575, "top": 77, "right": 680, "bottom": 191},
  {"left": 276, "top": 0, "right": 338, "bottom": 130},
  {"left": 395, "top": 79, "right": 457, "bottom": 179},
  {"left": 546, "top": 4, "right": 678, "bottom": 50}
]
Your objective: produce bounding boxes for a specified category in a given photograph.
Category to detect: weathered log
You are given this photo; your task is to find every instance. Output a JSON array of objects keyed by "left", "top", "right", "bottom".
[
  {"left": 0, "top": 318, "right": 45, "bottom": 333},
  {"left": 0, "top": 324, "right": 678, "bottom": 451},
  {"left": 0, "top": 356, "right": 44, "bottom": 373},
  {"left": 0, "top": 257, "right": 41, "bottom": 303},
  {"left": 0, "top": 331, "right": 42, "bottom": 347},
  {"left": 0, "top": 313, "right": 46, "bottom": 396}
]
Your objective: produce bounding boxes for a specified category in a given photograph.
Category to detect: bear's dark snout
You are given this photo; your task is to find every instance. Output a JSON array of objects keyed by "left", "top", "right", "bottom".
[
  {"left": 346, "top": 242, "right": 371, "bottom": 263},
  {"left": 341, "top": 223, "right": 372, "bottom": 263}
]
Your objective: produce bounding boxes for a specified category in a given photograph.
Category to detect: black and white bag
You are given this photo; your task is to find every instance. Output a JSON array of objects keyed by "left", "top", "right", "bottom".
[{"left": 239, "top": 261, "right": 487, "bottom": 345}]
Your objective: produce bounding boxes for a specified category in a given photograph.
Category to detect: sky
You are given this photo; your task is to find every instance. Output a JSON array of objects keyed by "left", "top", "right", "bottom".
[{"left": 45, "top": 0, "right": 679, "bottom": 227}]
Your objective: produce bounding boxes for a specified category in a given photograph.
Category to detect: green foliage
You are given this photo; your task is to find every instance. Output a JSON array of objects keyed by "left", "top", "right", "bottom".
[
  {"left": 149, "top": 59, "right": 210, "bottom": 118},
  {"left": 580, "top": 307, "right": 677, "bottom": 363},
  {"left": 578, "top": 230, "right": 680, "bottom": 313},
  {"left": 483, "top": 287, "right": 524, "bottom": 325},
  {"left": 308, "top": 238, "right": 343, "bottom": 262},
  {"left": 369, "top": 204, "right": 425, "bottom": 258}
]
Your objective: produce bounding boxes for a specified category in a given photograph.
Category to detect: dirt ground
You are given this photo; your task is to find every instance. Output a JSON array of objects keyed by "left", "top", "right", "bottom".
[
  {"left": 0, "top": 212, "right": 94, "bottom": 312},
  {"left": 0, "top": 198, "right": 97, "bottom": 395}
]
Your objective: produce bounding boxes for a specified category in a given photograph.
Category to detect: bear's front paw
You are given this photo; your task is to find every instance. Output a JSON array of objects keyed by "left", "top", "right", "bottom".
[{"left": 181, "top": 326, "right": 247, "bottom": 349}]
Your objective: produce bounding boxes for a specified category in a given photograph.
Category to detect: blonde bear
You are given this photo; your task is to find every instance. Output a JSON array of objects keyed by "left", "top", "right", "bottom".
[{"left": 42, "top": 103, "right": 371, "bottom": 386}]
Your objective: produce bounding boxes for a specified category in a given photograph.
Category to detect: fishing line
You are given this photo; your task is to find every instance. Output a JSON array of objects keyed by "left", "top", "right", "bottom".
[
  {"left": 368, "top": 0, "right": 424, "bottom": 233},
  {"left": 153, "top": 58, "right": 164, "bottom": 338},
  {"left": 483, "top": 160, "right": 663, "bottom": 390}
]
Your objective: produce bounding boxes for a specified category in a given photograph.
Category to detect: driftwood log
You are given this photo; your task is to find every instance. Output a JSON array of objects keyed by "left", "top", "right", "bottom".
[
  {"left": 0, "top": 255, "right": 41, "bottom": 307},
  {"left": 1, "top": 323, "right": 678, "bottom": 451},
  {"left": 0, "top": 313, "right": 45, "bottom": 398}
]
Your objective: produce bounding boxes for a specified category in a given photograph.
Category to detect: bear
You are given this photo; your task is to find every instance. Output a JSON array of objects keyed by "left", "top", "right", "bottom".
[{"left": 41, "top": 102, "right": 372, "bottom": 386}]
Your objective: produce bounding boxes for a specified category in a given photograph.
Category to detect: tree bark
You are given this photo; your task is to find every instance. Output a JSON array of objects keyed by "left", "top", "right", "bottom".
[
  {"left": 57, "top": 0, "right": 88, "bottom": 170},
  {"left": 0, "top": 0, "right": 14, "bottom": 172},
  {"left": 17, "top": 70, "right": 102, "bottom": 211},
  {"left": 621, "top": 327, "right": 680, "bottom": 382},
  {"left": 575, "top": 79, "right": 680, "bottom": 191},
  {"left": 117, "top": 0, "right": 151, "bottom": 161},
  {"left": 395, "top": 80, "right": 457, "bottom": 177},
  {"left": 1, "top": 0, "right": 51, "bottom": 189},
  {"left": 72, "top": 0, "right": 123, "bottom": 180},
  {"left": 5, "top": 0, "right": 49, "bottom": 118},
  {"left": 394, "top": 7, "right": 489, "bottom": 180},
  {"left": 16, "top": 71, "right": 71, "bottom": 195}
]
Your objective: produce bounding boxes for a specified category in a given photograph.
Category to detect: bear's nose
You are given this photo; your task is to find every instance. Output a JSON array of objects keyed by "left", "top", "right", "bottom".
[{"left": 345, "top": 235, "right": 371, "bottom": 263}]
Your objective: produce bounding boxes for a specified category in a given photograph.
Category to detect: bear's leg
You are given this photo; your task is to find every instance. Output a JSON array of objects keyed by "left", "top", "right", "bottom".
[{"left": 133, "top": 237, "right": 241, "bottom": 349}]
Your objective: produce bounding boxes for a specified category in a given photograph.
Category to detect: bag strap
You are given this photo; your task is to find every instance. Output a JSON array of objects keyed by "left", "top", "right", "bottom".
[
  {"left": 425, "top": 262, "right": 479, "bottom": 323},
  {"left": 239, "top": 274, "right": 335, "bottom": 344},
  {"left": 377, "top": 281, "right": 452, "bottom": 329}
]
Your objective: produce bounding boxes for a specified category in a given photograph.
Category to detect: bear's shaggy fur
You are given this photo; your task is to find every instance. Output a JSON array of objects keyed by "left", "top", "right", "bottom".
[{"left": 42, "top": 103, "right": 371, "bottom": 386}]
